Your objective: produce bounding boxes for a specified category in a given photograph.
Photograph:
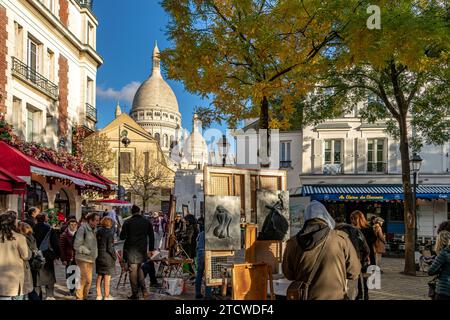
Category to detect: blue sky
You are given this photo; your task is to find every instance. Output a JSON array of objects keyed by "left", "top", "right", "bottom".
[{"left": 94, "top": 0, "right": 214, "bottom": 133}]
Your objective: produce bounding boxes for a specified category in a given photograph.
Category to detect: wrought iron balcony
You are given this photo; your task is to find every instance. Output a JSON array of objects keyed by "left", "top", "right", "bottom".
[
  {"left": 85, "top": 103, "right": 97, "bottom": 122},
  {"left": 280, "top": 160, "right": 292, "bottom": 168},
  {"left": 12, "top": 57, "right": 58, "bottom": 100},
  {"left": 76, "top": 0, "right": 94, "bottom": 10},
  {"left": 323, "top": 163, "right": 343, "bottom": 175},
  {"left": 367, "top": 162, "right": 388, "bottom": 174}
]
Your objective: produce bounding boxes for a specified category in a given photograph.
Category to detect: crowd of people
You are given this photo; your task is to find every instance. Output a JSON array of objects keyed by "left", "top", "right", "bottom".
[
  {"left": 282, "top": 200, "right": 450, "bottom": 300},
  {"left": 1, "top": 200, "right": 449, "bottom": 300}
]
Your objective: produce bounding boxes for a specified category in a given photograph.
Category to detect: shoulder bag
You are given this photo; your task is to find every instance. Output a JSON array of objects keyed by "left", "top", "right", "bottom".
[{"left": 287, "top": 232, "right": 331, "bottom": 300}]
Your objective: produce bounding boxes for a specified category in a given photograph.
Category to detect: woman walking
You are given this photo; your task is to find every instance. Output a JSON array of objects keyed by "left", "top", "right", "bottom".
[
  {"left": 17, "top": 222, "right": 38, "bottom": 300},
  {"left": 33, "top": 213, "right": 60, "bottom": 300},
  {"left": 95, "top": 217, "right": 117, "bottom": 300},
  {"left": 0, "top": 211, "right": 31, "bottom": 300},
  {"left": 373, "top": 217, "right": 386, "bottom": 270},
  {"left": 73, "top": 212, "right": 99, "bottom": 300},
  {"left": 428, "top": 230, "right": 450, "bottom": 300},
  {"left": 350, "top": 210, "right": 377, "bottom": 300}
]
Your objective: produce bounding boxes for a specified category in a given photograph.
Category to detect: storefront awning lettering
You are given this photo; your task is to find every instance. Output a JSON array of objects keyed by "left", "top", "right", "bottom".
[
  {"left": 0, "top": 141, "right": 111, "bottom": 190},
  {"left": 0, "top": 166, "right": 27, "bottom": 194},
  {"left": 302, "top": 185, "right": 450, "bottom": 201}
]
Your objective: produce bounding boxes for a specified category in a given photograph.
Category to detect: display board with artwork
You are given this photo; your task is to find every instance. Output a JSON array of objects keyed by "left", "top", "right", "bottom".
[
  {"left": 205, "top": 195, "right": 241, "bottom": 251},
  {"left": 256, "top": 190, "right": 290, "bottom": 241}
]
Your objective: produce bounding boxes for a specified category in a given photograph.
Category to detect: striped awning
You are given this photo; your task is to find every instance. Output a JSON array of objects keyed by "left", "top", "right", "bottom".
[{"left": 302, "top": 185, "right": 450, "bottom": 201}]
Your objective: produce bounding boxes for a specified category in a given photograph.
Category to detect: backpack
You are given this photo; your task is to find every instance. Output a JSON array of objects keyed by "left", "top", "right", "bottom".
[{"left": 30, "top": 250, "right": 46, "bottom": 270}]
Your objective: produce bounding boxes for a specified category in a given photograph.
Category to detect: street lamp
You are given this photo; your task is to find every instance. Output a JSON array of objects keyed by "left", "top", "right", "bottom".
[
  {"left": 193, "top": 194, "right": 197, "bottom": 218},
  {"left": 410, "top": 153, "right": 422, "bottom": 251},
  {"left": 117, "top": 126, "right": 131, "bottom": 200},
  {"left": 218, "top": 135, "right": 230, "bottom": 167}
]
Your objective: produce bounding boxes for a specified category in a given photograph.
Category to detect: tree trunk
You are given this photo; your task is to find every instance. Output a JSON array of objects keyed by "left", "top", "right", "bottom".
[
  {"left": 398, "top": 115, "right": 416, "bottom": 275},
  {"left": 142, "top": 198, "right": 147, "bottom": 213},
  {"left": 259, "top": 96, "right": 270, "bottom": 167}
]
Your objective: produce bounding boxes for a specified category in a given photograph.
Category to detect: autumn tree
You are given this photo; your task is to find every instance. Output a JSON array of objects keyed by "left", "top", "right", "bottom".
[
  {"left": 81, "top": 132, "right": 115, "bottom": 172},
  {"left": 125, "top": 154, "right": 173, "bottom": 212},
  {"left": 308, "top": 1, "right": 449, "bottom": 275},
  {"left": 161, "top": 0, "right": 365, "bottom": 148}
]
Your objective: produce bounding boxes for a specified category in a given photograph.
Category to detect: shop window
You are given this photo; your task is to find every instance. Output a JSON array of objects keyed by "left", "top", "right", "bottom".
[
  {"left": 368, "top": 139, "right": 387, "bottom": 173},
  {"left": 25, "top": 181, "right": 48, "bottom": 213},
  {"left": 120, "top": 152, "right": 131, "bottom": 174},
  {"left": 55, "top": 189, "right": 70, "bottom": 217}
]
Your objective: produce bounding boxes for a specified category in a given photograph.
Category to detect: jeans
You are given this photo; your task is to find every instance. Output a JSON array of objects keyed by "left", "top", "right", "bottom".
[
  {"left": 75, "top": 260, "right": 94, "bottom": 300},
  {"left": 129, "top": 263, "right": 147, "bottom": 297},
  {"left": 357, "top": 274, "right": 369, "bottom": 300},
  {"left": 0, "top": 295, "right": 27, "bottom": 300},
  {"left": 195, "top": 251, "right": 212, "bottom": 298}
]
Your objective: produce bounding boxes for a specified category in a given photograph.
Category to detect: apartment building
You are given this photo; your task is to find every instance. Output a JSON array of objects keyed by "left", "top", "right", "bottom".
[{"left": 0, "top": 0, "right": 102, "bottom": 150}]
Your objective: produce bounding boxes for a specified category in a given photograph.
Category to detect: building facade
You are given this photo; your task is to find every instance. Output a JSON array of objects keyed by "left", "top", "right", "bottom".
[
  {"left": 0, "top": 0, "right": 102, "bottom": 150},
  {"left": 0, "top": 0, "right": 106, "bottom": 220},
  {"left": 100, "top": 104, "right": 175, "bottom": 213}
]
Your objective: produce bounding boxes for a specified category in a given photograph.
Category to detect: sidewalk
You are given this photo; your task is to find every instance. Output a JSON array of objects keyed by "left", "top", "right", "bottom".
[{"left": 52, "top": 257, "right": 432, "bottom": 300}]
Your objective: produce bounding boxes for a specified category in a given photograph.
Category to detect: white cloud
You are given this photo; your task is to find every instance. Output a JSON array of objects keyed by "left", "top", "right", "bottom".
[{"left": 96, "top": 81, "right": 141, "bottom": 104}]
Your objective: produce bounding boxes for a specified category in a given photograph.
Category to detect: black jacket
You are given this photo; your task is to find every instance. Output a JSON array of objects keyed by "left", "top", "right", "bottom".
[
  {"left": 361, "top": 226, "right": 377, "bottom": 266},
  {"left": 335, "top": 223, "right": 371, "bottom": 271},
  {"left": 96, "top": 227, "right": 116, "bottom": 274},
  {"left": 33, "top": 222, "right": 60, "bottom": 260},
  {"left": 120, "top": 214, "right": 154, "bottom": 264}
]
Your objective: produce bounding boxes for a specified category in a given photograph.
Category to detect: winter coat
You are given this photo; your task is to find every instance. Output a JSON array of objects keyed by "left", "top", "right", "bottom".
[
  {"left": 0, "top": 231, "right": 31, "bottom": 297},
  {"left": 33, "top": 222, "right": 60, "bottom": 286},
  {"left": 361, "top": 226, "right": 377, "bottom": 265},
  {"left": 23, "top": 233, "right": 37, "bottom": 294},
  {"left": 428, "top": 246, "right": 450, "bottom": 297},
  {"left": 335, "top": 223, "right": 371, "bottom": 271},
  {"left": 120, "top": 214, "right": 155, "bottom": 264},
  {"left": 282, "top": 220, "right": 361, "bottom": 300},
  {"left": 73, "top": 223, "right": 98, "bottom": 263},
  {"left": 373, "top": 224, "right": 386, "bottom": 254},
  {"left": 96, "top": 227, "right": 116, "bottom": 275},
  {"left": 59, "top": 228, "right": 76, "bottom": 263}
]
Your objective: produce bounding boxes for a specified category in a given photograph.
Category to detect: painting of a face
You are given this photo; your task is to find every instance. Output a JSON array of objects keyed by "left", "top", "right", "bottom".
[
  {"left": 257, "top": 190, "right": 290, "bottom": 241},
  {"left": 205, "top": 196, "right": 241, "bottom": 251}
]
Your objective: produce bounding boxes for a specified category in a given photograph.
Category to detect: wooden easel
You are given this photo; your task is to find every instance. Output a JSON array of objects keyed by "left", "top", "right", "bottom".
[{"left": 231, "top": 263, "right": 275, "bottom": 300}]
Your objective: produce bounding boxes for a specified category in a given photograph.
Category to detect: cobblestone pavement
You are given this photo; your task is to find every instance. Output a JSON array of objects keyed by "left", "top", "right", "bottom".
[{"left": 52, "top": 254, "right": 432, "bottom": 301}]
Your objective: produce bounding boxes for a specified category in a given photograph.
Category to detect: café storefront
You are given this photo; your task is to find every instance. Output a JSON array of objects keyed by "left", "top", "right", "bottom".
[{"left": 302, "top": 185, "right": 450, "bottom": 240}]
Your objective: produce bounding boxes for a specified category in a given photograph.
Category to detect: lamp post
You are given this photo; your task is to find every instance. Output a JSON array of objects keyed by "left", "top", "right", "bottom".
[
  {"left": 218, "top": 134, "right": 230, "bottom": 167},
  {"left": 410, "top": 153, "right": 422, "bottom": 251},
  {"left": 117, "top": 126, "right": 131, "bottom": 200},
  {"left": 193, "top": 194, "right": 197, "bottom": 218}
]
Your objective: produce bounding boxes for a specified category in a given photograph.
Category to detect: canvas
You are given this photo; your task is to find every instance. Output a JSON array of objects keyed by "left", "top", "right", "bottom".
[
  {"left": 257, "top": 190, "right": 290, "bottom": 241},
  {"left": 289, "top": 197, "right": 310, "bottom": 237},
  {"left": 205, "top": 195, "right": 241, "bottom": 251}
]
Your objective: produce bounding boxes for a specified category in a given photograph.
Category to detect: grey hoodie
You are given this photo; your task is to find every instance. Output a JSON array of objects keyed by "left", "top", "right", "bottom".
[{"left": 73, "top": 223, "right": 98, "bottom": 263}]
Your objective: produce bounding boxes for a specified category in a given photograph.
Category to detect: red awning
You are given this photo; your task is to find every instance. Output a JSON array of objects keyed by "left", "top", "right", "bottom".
[
  {"left": 0, "top": 166, "right": 27, "bottom": 194},
  {"left": 0, "top": 141, "right": 111, "bottom": 190}
]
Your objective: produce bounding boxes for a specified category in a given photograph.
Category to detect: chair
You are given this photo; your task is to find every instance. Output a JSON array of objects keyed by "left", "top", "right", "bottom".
[{"left": 116, "top": 249, "right": 128, "bottom": 289}]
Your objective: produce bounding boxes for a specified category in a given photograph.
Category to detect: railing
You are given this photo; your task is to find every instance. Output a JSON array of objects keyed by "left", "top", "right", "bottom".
[
  {"left": 280, "top": 160, "right": 292, "bottom": 168},
  {"left": 12, "top": 57, "right": 58, "bottom": 100},
  {"left": 85, "top": 103, "right": 97, "bottom": 122},
  {"left": 367, "top": 162, "right": 388, "bottom": 173},
  {"left": 323, "top": 163, "right": 343, "bottom": 175},
  {"left": 76, "top": 0, "right": 94, "bottom": 10}
]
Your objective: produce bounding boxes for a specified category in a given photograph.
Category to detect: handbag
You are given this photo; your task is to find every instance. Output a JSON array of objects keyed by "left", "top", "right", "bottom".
[
  {"left": 428, "top": 276, "right": 438, "bottom": 299},
  {"left": 30, "top": 250, "right": 46, "bottom": 270},
  {"left": 287, "top": 233, "right": 331, "bottom": 300}
]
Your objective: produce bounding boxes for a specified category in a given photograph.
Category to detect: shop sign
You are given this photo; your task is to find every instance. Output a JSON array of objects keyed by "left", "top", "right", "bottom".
[{"left": 338, "top": 194, "right": 385, "bottom": 200}]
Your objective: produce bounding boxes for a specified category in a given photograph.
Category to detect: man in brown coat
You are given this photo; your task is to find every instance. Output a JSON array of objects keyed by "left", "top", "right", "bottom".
[{"left": 282, "top": 201, "right": 361, "bottom": 300}]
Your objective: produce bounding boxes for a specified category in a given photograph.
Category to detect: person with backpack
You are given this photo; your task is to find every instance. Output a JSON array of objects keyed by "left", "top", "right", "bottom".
[
  {"left": 73, "top": 212, "right": 100, "bottom": 300},
  {"left": 428, "top": 230, "right": 450, "bottom": 300},
  {"left": 350, "top": 210, "right": 377, "bottom": 300},
  {"left": 0, "top": 211, "right": 31, "bottom": 300},
  {"left": 282, "top": 201, "right": 360, "bottom": 300},
  {"left": 33, "top": 213, "right": 60, "bottom": 300},
  {"left": 59, "top": 218, "right": 78, "bottom": 296},
  {"left": 335, "top": 217, "right": 371, "bottom": 300}
]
